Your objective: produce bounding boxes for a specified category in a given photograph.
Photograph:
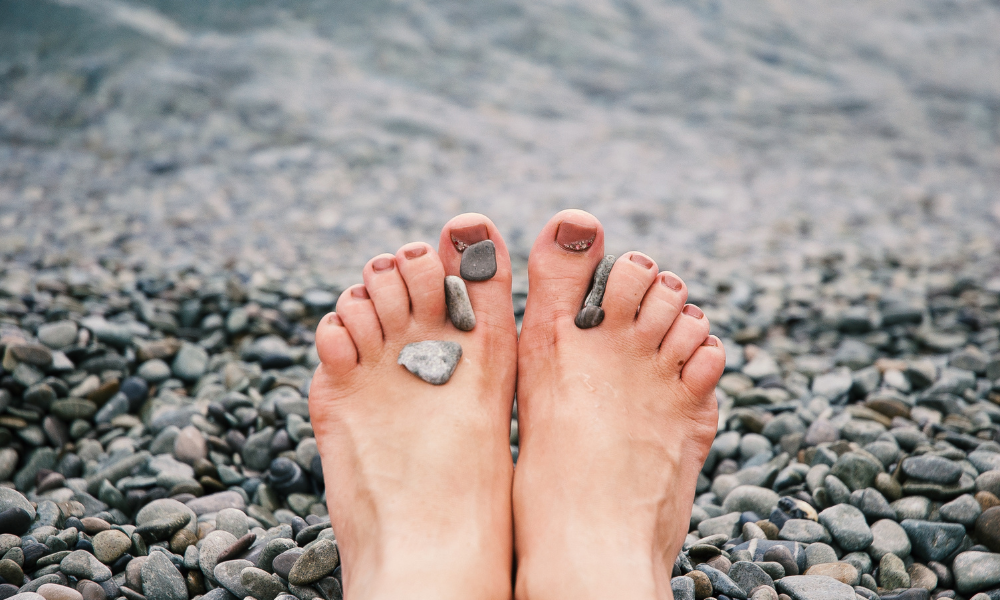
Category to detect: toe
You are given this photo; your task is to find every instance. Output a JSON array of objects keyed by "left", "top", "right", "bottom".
[
  {"left": 314, "top": 312, "right": 359, "bottom": 376},
  {"left": 681, "top": 335, "right": 727, "bottom": 395},
  {"left": 335, "top": 285, "right": 384, "bottom": 360},
  {"left": 438, "top": 213, "right": 515, "bottom": 332},
  {"left": 634, "top": 271, "right": 688, "bottom": 349},
  {"left": 362, "top": 254, "right": 411, "bottom": 338},
  {"left": 659, "top": 303, "right": 711, "bottom": 375},
  {"left": 523, "top": 209, "right": 606, "bottom": 326},
  {"left": 601, "top": 252, "right": 659, "bottom": 328},
  {"left": 395, "top": 242, "right": 447, "bottom": 327}
]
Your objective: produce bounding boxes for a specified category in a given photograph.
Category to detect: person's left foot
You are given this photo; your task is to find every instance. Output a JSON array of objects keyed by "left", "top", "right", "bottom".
[{"left": 308, "top": 214, "right": 518, "bottom": 600}]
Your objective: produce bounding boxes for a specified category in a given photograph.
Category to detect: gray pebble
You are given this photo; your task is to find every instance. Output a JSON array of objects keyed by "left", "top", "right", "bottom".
[
  {"left": 459, "top": 240, "right": 497, "bottom": 281},
  {"left": 214, "top": 560, "right": 253, "bottom": 598},
  {"left": 397, "top": 341, "right": 462, "bottom": 385},
  {"left": 575, "top": 255, "right": 614, "bottom": 329},
  {"left": 59, "top": 551, "right": 111, "bottom": 583},
  {"left": 444, "top": 276, "right": 475, "bottom": 331},
  {"left": 240, "top": 567, "right": 287, "bottom": 600},
  {"left": 776, "top": 575, "right": 856, "bottom": 600},
  {"left": 818, "top": 504, "right": 872, "bottom": 552},
  {"left": 140, "top": 551, "right": 186, "bottom": 600},
  {"left": 287, "top": 539, "right": 339, "bottom": 586}
]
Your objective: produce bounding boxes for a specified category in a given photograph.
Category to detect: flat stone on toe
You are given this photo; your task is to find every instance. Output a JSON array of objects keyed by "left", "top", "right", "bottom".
[
  {"left": 575, "top": 255, "right": 615, "bottom": 329},
  {"left": 444, "top": 276, "right": 476, "bottom": 331},
  {"left": 460, "top": 240, "right": 497, "bottom": 281},
  {"left": 398, "top": 341, "right": 463, "bottom": 385}
]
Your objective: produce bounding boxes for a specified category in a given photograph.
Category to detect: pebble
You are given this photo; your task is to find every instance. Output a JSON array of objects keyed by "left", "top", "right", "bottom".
[
  {"left": 880, "top": 553, "right": 911, "bottom": 590},
  {"left": 171, "top": 344, "right": 209, "bottom": 382},
  {"left": 198, "top": 531, "right": 237, "bottom": 584},
  {"left": 287, "top": 539, "right": 338, "bottom": 585},
  {"left": 722, "top": 486, "right": 780, "bottom": 517},
  {"left": 775, "top": 575, "right": 856, "bottom": 600},
  {"left": 686, "top": 570, "right": 713, "bottom": 599},
  {"left": 59, "top": 551, "right": 111, "bottom": 582},
  {"left": 899, "top": 520, "right": 966, "bottom": 562},
  {"left": 215, "top": 509, "right": 249, "bottom": 539},
  {"left": 213, "top": 560, "right": 253, "bottom": 598},
  {"left": 868, "top": 519, "right": 912, "bottom": 560},
  {"left": 397, "top": 341, "right": 463, "bottom": 385},
  {"left": 906, "top": 562, "right": 938, "bottom": 590},
  {"left": 172, "top": 427, "right": 207, "bottom": 465},
  {"left": 459, "top": 240, "right": 497, "bottom": 281},
  {"left": 140, "top": 551, "right": 187, "bottom": 600},
  {"left": 975, "top": 506, "right": 1000, "bottom": 551},
  {"left": 817, "top": 504, "right": 872, "bottom": 551},
  {"left": 728, "top": 561, "right": 774, "bottom": 594},
  {"left": 444, "top": 276, "right": 476, "bottom": 331},
  {"left": 803, "top": 563, "right": 859, "bottom": 586},
  {"left": 901, "top": 456, "right": 962, "bottom": 485},
  {"left": 575, "top": 255, "right": 614, "bottom": 329},
  {"left": 696, "top": 564, "right": 747, "bottom": 600},
  {"left": 240, "top": 568, "right": 286, "bottom": 600},
  {"left": 671, "top": 576, "right": 695, "bottom": 600},
  {"left": 952, "top": 551, "right": 1000, "bottom": 594},
  {"left": 91, "top": 530, "right": 131, "bottom": 564}
]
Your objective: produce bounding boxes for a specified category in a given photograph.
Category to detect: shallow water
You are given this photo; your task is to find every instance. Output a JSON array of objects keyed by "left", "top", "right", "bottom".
[{"left": 1, "top": 0, "right": 998, "bottom": 288}]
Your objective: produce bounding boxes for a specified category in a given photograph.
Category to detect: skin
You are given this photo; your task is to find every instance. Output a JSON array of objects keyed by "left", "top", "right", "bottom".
[{"left": 309, "top": 211, "right": 725, "bottom": 600}]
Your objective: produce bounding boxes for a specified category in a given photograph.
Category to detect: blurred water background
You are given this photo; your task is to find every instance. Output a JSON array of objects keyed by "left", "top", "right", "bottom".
[{"left": 1, "top": 0, "right": 998, "bottom": 293}]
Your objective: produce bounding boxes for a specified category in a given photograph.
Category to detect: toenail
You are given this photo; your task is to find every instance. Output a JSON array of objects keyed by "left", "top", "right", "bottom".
[
  {"left": 372, "top": 257, "right": 395, "bottom": 272},
  {"left": 403, "top": 245, "right": 428, "bottom": 259},
  {"left": 326, "top": 313, "right": 343, "bottom": 326},
  {"left": 702, "top": 335, "right": 720, "bottom": 346},
  {"left": 351, "top": 285, "right": 370, "bottom": 299},
  {"left": 661, "top": 274, "right": 683, "bottom": 291},
  {"left": 556, "top": 221, "right": 597, "bottom": 251},
  {"left": 450, "top": 224, "right": 489, "bottom": 251},
  {"left": 629, "top": 253, "right": 654, "bottom": 269},
  {"left": 683, "top": 304, "right": 704, "bottom": 319}
]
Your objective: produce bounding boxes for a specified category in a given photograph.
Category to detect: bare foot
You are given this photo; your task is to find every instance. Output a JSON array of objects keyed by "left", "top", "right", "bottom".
[
  {"left": 309, "top": 214, "right": 518, "bottom": 600},
  {"left": 513, "top": 210, "right": 725, "bottom": 600}
]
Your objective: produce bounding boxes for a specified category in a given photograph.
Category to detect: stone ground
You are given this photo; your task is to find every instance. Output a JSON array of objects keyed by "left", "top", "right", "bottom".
[{"left": 2, "top": 2, "right": 1000, "bottom": 600}]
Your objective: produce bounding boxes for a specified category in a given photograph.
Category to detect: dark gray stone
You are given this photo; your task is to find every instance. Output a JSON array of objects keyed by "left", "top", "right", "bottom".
[
  {"left": 728, "top": 561, "right": 774, "bottom": 593},
  {"left": 140, "top": 550, "right": 187, "bottom": 600},
  {"left": 901, "top": 455, "right": 962, "bottom": 484},
  {"left": 695, "top": 564, "right": 747, "bottom": 600},
  {"left": 459, "top": 240, "right": 497, "bottom": 281},
  {"left": 575, "top": 255, "right": 614, "bottom": 329},
  {"left": 776, "top": 575, "right": 856, "bottom": 600},
  {"left": 288, "top": 540, "right": 339, "bottom": 586},
  {"left": 397, "top": 341, "right": 462, "bottom": 385},
  {"left": 818, "top": 504, "right": 873, "bottom": 552},
  {"left": 900, "top": 519, "right": 966, "bottom": 562},
  {"left": 953, "top": 551, "right": 1000, "bottom": 594}
]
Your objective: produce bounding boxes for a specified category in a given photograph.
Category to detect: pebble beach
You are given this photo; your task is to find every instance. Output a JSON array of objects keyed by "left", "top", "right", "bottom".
[{"left": 2, "top": 1, "right": 1000, "bottom": 600}]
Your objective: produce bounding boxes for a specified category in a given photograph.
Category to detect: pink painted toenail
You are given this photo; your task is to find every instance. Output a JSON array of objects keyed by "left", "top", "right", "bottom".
[
  {"left": 556, "top": 221, "right": 596, "bottom": 251},
  {"left": 703, "top": 335, "right": 719, "bottom": 346},
  {"left": 661, "top": 274, "right": 683, "bottom": 291},
  {"left": 403, "top": 246, "right": 427, "bottom": 259},
  {"left": 682, "top": 304, "right": 704, "bottom": 319},
  {"left": 372, "top": 257, "right": 395, "bottom": 272},
  {"left": 327, "top": 313, "right": 343, "bottom": 326},
  {"left": 629, "top": 253, "right": 654, "bottom": 269},
  {"left": 351, "top": 286, "right": 370, "bottom": 299},
  {"left": 450, "top": 224, "right": 489, "bottom": 251}
]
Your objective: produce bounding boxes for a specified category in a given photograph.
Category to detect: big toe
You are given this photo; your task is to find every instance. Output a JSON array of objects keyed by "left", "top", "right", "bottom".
[
  {"left": 523, "top": 209, "right": 607, "bottom": 327},
  {"left": 437, "top": 213, "right": 516, "bottom": 334}
]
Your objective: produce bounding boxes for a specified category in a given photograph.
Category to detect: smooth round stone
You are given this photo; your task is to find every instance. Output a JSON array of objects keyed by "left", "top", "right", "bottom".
[
  {"left": 722, "top": 486, "right": 780, "bottom": 518},
  {"left": 762, "top": 545, "right": 799, "bottom": 577},
  {"left": 686, "top": 571, "right": 713, "bottom": 600},
  {"left": 750, "top": 587, "right": 779, "bottom": 600},
  {"left": 804, "top": 543, "right": 837, "bottom": 569},
  {"left": 952, "top": 551, "right": 1000, "bottom": 595},
  {"left": 906, "top": 563, "right": 938, "bottom": 591},
  {"left": 213, "top": 560, "right": 253, "bottom": 598},
  {"left": 240, "top": 567, "right": 286, "bottom": 600},
  {"left": 288, "top": 539, "right": 339, "bottom": 586},
  {"left": 574, "top": 305, "right": 605, "bottom": 329},
  {"left": 901, "top": 455, "right": 962, "bottom": 484},
  {"left": 198, "top": 530, "right": 238, "bottom": 584},
  {"left": 704, "top": 555, "right": 731, "bottom": 573},
  {"left": 257, "top": 539, "right": 297, "bottom": 575},
  {"left": 868, "top": 519, "right": 911, "bottom": 561},
  {"left": 880, "top": 553, "right": 910, "bottom": 590},
  {"left": 459, "top": 240, "right": 497, "bottom": 281},
  {"left": 892, "top": 496, "right": 932, "bottom": 521},
  {"left": 59, "top": 550, "right": 112, "bottom": 582},
  {"left": 671, "top": 576, "right": 695, "bottom": 600},
  {"left": 215, "top": 508, "right": 249, "bottom": 539},
  {"left": 830, "top": 453, "right": 883, "bottom": 491},
  {"left": 76, "top": 581, "right": 107, "bottom": 600},
  {"left": 92, "top": 530, "right": 131, "bottom": 564},
  {"left": 899, "top": 520, "right": 966, "bottom": 562},
  {"left": 940, "top": 494, "right": 982, "bottom": 527},
  {"left": 776, "top": 575, "right": 856, "bottom": 600},
  {"left": 172, "top": 426, "right": 207, "bottom": 465},
  {"left": 0, "top": 559, "right": 23, "bottom": 586},
  {"left": 756, "top": 562, "right": 784, "bottom": 581},
  {"left": 171, "top": 344, "right": 208, "bottom": 382},
  {"left": 695, "top": 564, "right": 745, "bottom": 599},
  {"left": 397, "top": 341, "right": 462, "bottom": 385},
  {"left": 216, "top": 532, "right": 256, "bottom": 564},
  {"left": 36, "top": 584, "right": 82, "bottom": 600},
  {"left": 37, "top": 322, "right": 78, "bottom": 349},
  {"left": 728, "top": 561, "right": 773, "bottom": 594},
  {"left": 137, "top": 360, "right": 172, "bottom": 383},
  {"left": 50, "top": 399, "right": 97, "bottom": 421},
  {"left": 975, "top": 506, "right": 1000, "bottom": 551},
  {"left": 0, "top": 488, "right": 36, "bottom": 520},
  {"left": 271, "top": 549, "right": 303, "bottom": 581},
  {"left": 779, "top": 519, "right": 831, "bottom": 544},
  {"left": 0, "top": 508, "right": 31, "bottom": 536},
  {"left": 141, "top": 551, "right": 187, "bottom": 600},
  {"left": 818, "top": 504, "right": 872, "bottom": 552}
]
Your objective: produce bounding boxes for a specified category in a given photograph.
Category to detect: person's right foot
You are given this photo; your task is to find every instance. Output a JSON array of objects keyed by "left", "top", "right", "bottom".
[{"left": 513, "top": 210, "right": 725, "bottom": 600}]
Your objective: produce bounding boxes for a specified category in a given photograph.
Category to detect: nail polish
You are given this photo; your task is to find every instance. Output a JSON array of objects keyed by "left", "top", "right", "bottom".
[
  {"left": 450, "top": 224, "right": 489, "bottom": 251},
  {"left": 556, "top": 221, "right": 597, "bottom": 251},
  {"left": 372, "top": 257, "right": 395, "bottom": 272},
  {"left": 403, "top": 246, "right": 427, "bottom": 259},
  {"left": 682, "top": 304, "right": 704, "bottom": 319},
  {"left": 661, "top": 274, "right": 683, "bottom": 291},
  {"left": 629, "top": 253, "right": 654, "bottom": 269}
]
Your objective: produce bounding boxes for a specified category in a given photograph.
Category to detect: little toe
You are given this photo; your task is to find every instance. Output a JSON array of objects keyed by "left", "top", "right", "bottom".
[
  {"left": 659, "top": 303, "right": 711, "bottom": 374},
  {"left": 362, "top": 253, "right": 411, "bottom": 338},
  {"left": 438, "top": 213, "right": 515, "bottom": 331},
  {"left": 680, "top": 335, "right": 727, "bottom": 396},
  {"left": 600, "top": 252, "right": 659, "bottom": 328},
  {"left": 314, "top": 312, "right": 359, "bottom": 377},
  {"left": 523, "top": 209, "right": 606, "bottom": 325},
  {"left": 633, "top": 271, "right": 688, "bottom": 348},
  {"left": 335, "top": 285, "right": 384, "bottom": 360},
  {"left": 395, "top": 242, "right": 447, "bottom": 327}
]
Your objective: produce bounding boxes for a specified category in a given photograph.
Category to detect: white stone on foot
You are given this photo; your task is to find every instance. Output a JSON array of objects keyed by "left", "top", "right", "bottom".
[
  {"left": 444, "top": 276, "right": 476, "bottom": 331},
  {"left": 397, "top": 341, "right": 463, "bottom": 385}
]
